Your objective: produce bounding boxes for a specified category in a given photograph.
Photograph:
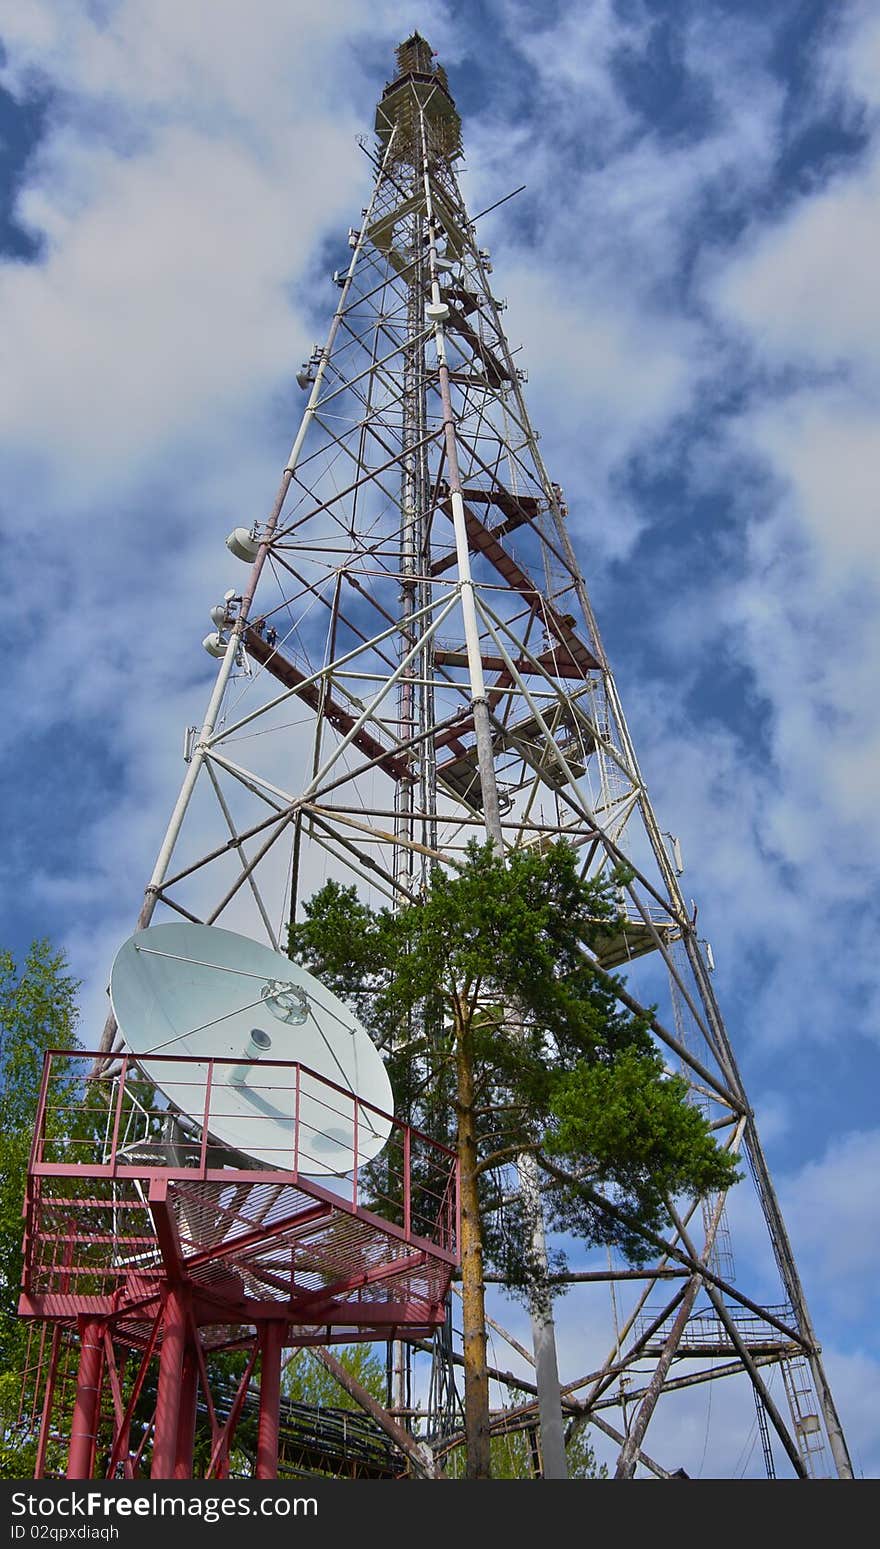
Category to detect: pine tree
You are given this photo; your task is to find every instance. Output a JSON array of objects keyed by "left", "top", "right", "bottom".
[
  {"left": 0, "top": 941, "right": 80, "bottom": 1476},
  {"left": 290, "top": 841, "right": 739, "bottom": 1475}
]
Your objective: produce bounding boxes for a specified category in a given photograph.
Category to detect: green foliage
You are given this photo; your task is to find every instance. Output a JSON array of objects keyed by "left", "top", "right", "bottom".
[
  {"left": 544, "top": 1046, "right": 738, "bottom": 1254},
  {"left": 191, "top": 1347, "right": 387, "bottom": 1478},
  {"left": 282, "top": 1345, "right": 385, "bottom": 1410},
  {"left": 291, "top": 841, "right": 740, "bottom": 1287},
  {"left": 443, "top": 1408, "right": 607, "bottom": 1479},
  {"left": 0, "top": 941, "right": 80, "bottom": 1476}
]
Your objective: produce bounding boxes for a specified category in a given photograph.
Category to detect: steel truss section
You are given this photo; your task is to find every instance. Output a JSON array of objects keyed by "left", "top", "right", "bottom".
[{"left": 33, "top": 34, "right": 849, "bottom": 1479}]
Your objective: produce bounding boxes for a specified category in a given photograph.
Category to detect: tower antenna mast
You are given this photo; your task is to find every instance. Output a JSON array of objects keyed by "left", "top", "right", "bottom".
[{"left": 34, "top": 33, "right": 852, "bottom": 1481}]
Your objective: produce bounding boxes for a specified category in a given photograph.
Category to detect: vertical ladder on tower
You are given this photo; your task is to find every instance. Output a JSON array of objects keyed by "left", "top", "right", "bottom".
[
  {"left": 780, "top": 1355, "right": 830, "bottom": 1477},
  {"left": 669, "top": 943, "right": 832, "bottom": 1478}
]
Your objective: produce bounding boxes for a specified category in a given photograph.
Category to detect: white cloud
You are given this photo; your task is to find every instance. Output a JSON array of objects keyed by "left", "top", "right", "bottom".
[
  {"left": 611, "top": 1, "right": 880, "bottom": 1066},
  {"left": 451, "top": 0, "right": 789, "bottom": 572},
  {"left": 509, "top": 263, "right": 698, "bottom": 442},
  {"left": 711, "top": 152, "right": 880, "bottom": 383},
  {"left": 2, "top": 128, "right": 318, "bottom": 503},
  {"left": 0, "top": 7, "right": 388, "bottom": 510},
  {"left": 821, "top": 0, "right": 880, "bottom": 120},
  {"left": 0, "top": 0, "right": 451, "bottom": 1000},
  {"left": 782, "top": 1130, "right": 880, "bottom": 1320},
  {"left": 502, "top": 0, "right": 647, "bottom": 147},
  {"left": 1, "top": 0, "right": 386, "bottom": 115},
  {"left": 824, "top": 1344, "right": 880, "bottom": 1479}
]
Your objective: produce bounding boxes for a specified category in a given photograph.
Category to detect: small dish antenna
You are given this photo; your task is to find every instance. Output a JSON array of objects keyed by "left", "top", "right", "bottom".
[
  {"left": 226, "top": 528, "right": 260, "bottom": 563},
  {"left": 109, "top": 922, "right": 393, "bottom": 1175}
]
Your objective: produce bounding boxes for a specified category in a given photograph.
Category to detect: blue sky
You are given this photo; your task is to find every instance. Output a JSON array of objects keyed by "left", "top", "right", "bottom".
[{"left": 1, "top": 0, "right": 878, "bottom": 1477}]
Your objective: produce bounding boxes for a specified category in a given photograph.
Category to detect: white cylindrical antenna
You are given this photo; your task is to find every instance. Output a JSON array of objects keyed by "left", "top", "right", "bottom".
[
  {"left": 228, "top": 1026, "right": 273, "bottom": 1087},
  {"left": 663, "top": 831, "right": 684, "bottom": 876},
  {"left": 705, "top": 941, "right": 716, "bottom": 973},
  {"left": 202, "top": 632, "right": 227, "bottom": 658},
  {"left": 226, "top": 528, "right": 261, "bottom": 562}
]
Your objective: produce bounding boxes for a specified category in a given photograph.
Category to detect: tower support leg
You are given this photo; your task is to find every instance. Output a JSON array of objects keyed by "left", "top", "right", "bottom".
[
  {"left": 151, "top": 1288, "right": 188, "bottom": 1479},
  {"left": 35, "top": 1326, "right": 63, "bottom": 1479},
  {"left": 255, "top": 1321, "right": 286, "bottom": 1479},
  {"left": 67, "top": 1318, "right": 105, "bottom": 1479},
  {"left": 520, "top": 1153, "right": 568, "bottom": 1478},
  {"left": 173, "top": 1342, "right": 200, "bottom": 1480}
]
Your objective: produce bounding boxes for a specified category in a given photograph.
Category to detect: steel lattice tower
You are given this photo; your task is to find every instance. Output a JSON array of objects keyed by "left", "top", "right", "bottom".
[{"left": 74, "top": 34, "right": 851, "bottom": 1479}]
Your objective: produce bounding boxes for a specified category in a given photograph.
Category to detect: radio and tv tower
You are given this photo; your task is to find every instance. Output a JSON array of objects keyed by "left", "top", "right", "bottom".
[{"left": 19, "top": 35, "right": 851, "bottom": 1480}]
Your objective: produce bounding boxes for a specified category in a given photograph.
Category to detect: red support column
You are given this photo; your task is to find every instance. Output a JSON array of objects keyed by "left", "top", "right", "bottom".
[
  {"left": 151, "top": 1288, "right": 187, "bottom": 1479},
  {"left": 89, "top": 1343, "right": 106, "bottom": 1479},
  {"left": 255, "top": 1321, "right": 286, "bottom": 1479},
  {"left": 36, "top": 1326, "right": 63, "bottom": 1479},
  {"left": 173, "top": 1343, "right": 200, "bottom": 1480},
  {"left": 67, "top": 1318, "right": 105, "bottom": 1479}
]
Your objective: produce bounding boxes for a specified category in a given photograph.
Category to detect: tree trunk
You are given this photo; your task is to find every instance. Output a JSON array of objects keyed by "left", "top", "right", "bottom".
[{"left": 455, "top": 1000, "right": 492, "bottom": 1477}]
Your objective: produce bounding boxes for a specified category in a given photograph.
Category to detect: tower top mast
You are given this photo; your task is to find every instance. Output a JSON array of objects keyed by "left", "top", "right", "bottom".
[{"left": 376, "top": 33, "right": 462, "bottom": 164}]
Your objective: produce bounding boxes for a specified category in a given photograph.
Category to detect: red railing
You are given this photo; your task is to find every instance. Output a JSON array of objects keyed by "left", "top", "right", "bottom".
[{"left": 31, "top": 1050, "right": 458, "bottom": 1261}]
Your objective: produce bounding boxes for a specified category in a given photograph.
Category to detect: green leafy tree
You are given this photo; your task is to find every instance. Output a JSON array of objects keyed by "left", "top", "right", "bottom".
[
  {"left": 443, "top": 1402, "right": 606, "bottom": 1479},
  {"left": 291, "top": 841, "right": 740, "bottom": 1478},
  {"left": 282, "top": 1345, "right": 385, "bottom": 1409},
  {"left": 0, "top": 941, "right": 80, "bottom": 1477}
]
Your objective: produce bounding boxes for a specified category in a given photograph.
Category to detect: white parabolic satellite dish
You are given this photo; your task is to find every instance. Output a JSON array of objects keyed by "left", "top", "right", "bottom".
[{"left": 109, "top": 922, "right": 393, "bottom": 1176}]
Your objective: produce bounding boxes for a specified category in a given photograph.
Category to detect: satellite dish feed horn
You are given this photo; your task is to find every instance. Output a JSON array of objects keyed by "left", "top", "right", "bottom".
[
  {"left": 228, "top": 1026, "right": 273, "bottom": 1086},
  {"left": 109, "top": 922, "right": 393, "bottom": 1176}
]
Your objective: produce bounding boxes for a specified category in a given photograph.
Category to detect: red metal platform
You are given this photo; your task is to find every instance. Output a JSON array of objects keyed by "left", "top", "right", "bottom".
[{"left": 19, "top": 1050, "right": 458, "bottom": 1479}]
